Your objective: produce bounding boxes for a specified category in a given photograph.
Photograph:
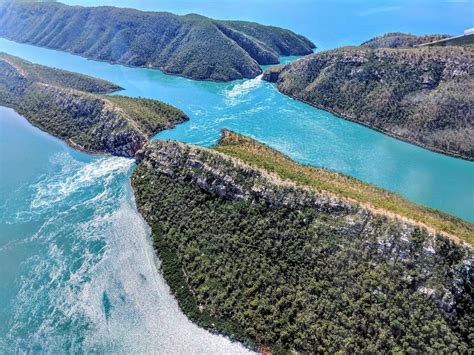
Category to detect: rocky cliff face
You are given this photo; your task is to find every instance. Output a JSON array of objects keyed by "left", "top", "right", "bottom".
[
  {"left": 0, "top": 1, "right": 315, "bottom": 81},
  {"left": 0, "top": 53, "right": 188, "bottom": 157},
  {"left": 132, "top": 135, "right": 473, "bottom": 352},
  {"left": 31, "top": 84, "right": 147, "bottom": 157},
  {"left": 263, "top": 44, "right": 474, "bottom": 160},
  {"left": 136, "top": 140, "right": 356, "bottom": 214}
]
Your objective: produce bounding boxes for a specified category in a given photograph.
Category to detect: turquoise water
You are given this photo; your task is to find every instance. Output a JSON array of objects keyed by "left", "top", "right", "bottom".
[
  {"left": 0, "top": 38, "right": 472, "bottom": 221},
  {"left": 1, "top": 1, "right": 474, "bottom": 351},
  {"left": 0, "top": 108, "right": 251, "bottom": 352}
]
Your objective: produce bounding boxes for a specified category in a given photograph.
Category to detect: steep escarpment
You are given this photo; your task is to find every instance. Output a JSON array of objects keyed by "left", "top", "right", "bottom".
[
  {"left": 132, "top": 130, "right": 473, "bottom": 353},
  {"left": 0, "top": 1, "right": 315, "bottom": 81},
  {"left": 0, "top": 53, "right": 188, "bottom": 156},
  {"left": 263, "top": 44, "right": 474, "bottom": 160}
]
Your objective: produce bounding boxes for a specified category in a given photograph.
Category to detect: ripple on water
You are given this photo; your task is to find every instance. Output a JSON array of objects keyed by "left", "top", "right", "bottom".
[
  {"left": 3, "top": 150, "right": 251, "bottom": 354},
  {"left": 224, "top": 75, "right": 263, "bottom": 107}
]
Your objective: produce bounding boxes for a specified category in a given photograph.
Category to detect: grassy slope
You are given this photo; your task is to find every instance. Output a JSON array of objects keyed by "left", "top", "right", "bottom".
[
  {"left": 215, "top": 130, "right": 474, "bottom": 244},
  {"left": 105, "top": 95, "right": 188, "bottom": 135},
  {"left": 0, "top": 53, "right": 188, "bottom": 156}
]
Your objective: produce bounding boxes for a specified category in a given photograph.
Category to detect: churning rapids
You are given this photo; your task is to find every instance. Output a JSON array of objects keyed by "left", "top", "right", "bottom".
[
  {"left": 0, "top": 108, "right": 251, "bottom": 353},
  {"left": 0, "top": 31, "right": 473, "bottom": 352}
]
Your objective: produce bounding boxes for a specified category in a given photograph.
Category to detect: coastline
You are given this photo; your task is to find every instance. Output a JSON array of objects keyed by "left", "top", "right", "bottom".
[
  {"left": 0, "top": 94, "right": 189, "bottom": 158},
  {"left": 0, "top": 36, "right": 262, "bottom": 83},
  {"left": 130, "top": 179, "right": 257, "bottom": 351},
  {"left": 0, "top": 103, "right": 113, "bottom": 158},
  {"left": 0, "top": 35, "right": 317, "bottom": 83},
  {"left": 269, "top": 86, "right": 474, "bottom": 162},
  {"left": 0, "top": 104, "right": 254, "bottom": 352},
  {"left": 0, "top": 106, "right": 253, "bottom": 353}
]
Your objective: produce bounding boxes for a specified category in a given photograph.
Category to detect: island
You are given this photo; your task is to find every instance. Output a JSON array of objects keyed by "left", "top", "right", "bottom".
[
  {"left": 132, "top": 129, "right": 473, "bottom": 353},
  {"left": 0, "top": 1, "right": 315, "bottom": 81},
  {"left": 0, "top": 53, "right": 188, "bottom": 157},
  {"left": 263, "top": 33, "right": 474, "bottom": 160}
]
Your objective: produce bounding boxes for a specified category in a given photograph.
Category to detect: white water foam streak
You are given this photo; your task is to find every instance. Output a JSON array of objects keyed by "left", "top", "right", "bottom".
[
  {"left": 224, "top": 75, "right": 263, "bottom": 107},
  {"left": 5, "top": 152, "right": 251, "bottom": 354}
]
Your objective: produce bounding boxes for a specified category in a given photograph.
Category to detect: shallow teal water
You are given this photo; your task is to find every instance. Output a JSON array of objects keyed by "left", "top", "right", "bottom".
[
  {"left": 0, "top": 1, "right": 474, "bottom": 351},
  {"left": 0, "top": 38, "right": 472, "bottom": 221},
  {"left": 0, "top": 108, "right": 251, "bottom": 352}
]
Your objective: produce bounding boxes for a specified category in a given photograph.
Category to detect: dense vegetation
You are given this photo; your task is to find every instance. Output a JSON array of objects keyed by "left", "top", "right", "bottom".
[
  {"left": 216, "top": 130, "right": 474, "bottom": 243},
  {"left": 263, "top": 40, "right": 474, "bottom": 160},
  {"left": 0, "top": 53, "right": 187, "bottom": 156},
  {"left": 0, "top": 1, "right": 315, "bottom": 81},
  {"left": 132, "top": 131, "right": 473, "bottom": 353}
]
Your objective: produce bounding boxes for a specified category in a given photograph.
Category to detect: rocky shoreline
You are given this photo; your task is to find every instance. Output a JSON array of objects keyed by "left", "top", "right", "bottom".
[
  {"left": 262, "top": 71, "right": 474, "bottom": 161},
  {"left": 0, "top": 53, "right": 188, "bottom": 157},
  {"left": 131, "top": 130, "right": 473, "bottom": 352},
  {"left": 263, "top": 37, "right": 474, "bottom": 160}
]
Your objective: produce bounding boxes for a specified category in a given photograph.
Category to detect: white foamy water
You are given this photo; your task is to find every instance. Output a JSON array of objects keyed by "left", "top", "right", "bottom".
[
  {"left": 30, "top": 153, "right": 132, "bottom": 210},
  {"left": 224, "top": 75, "right": 263, "bottom": 106},
  {"left": 3, "top": 151, "right": 251, "bottom": 354}
]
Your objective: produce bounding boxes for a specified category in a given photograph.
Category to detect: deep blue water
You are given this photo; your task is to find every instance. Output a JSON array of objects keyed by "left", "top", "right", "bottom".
[{"left": 0, "top": 1, "right": 473, "bottom": 352}]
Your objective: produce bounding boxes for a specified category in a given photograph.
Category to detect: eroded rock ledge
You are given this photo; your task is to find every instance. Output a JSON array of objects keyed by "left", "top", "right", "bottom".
[
  {"left": 136, "top": 140, "right": 355, "bottom": 215},
  {"left": 132, "top": 132, "right": 473, "bottom": 353},
  {"left": 0, "top": 53, "right": 188, "bottom": 157},
  {"left": 263, "top": 37, "right": 474, "bottom": 160}
]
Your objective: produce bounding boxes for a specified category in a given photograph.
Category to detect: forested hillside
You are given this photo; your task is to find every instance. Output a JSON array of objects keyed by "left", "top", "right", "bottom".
[
  {"left": 361, "top": 32, "right": 450, "bottom": 48},
  {"left": 132, "top": 130, "right": 473, "bottom": 353},
  {"left": 263, "top": 39, "right": 474, "bottom": 160},
  {"left": 0, "top": 1, "right": 315, "bottom": 81},
  {"left": 0, "top": 53, "right": 187, "bottom": 156}
]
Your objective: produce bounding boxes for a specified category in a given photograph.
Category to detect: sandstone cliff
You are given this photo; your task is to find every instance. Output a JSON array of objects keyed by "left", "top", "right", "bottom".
[
  {"left": 132, "top": 131, "right": 473, "bottom": 352},
  {"left": 263, "top": 41, "right": 474, "bottom": 160}
]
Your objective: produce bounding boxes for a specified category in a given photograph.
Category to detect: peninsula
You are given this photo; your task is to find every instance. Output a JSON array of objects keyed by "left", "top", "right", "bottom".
[
  {"left": 263, "top": 34, "right": 474, "bottom": 160},
  {"left": 0, "top": 53, "right": 188, "bottom": 156},
  {"left": 0, "top": 1, "right": 315, "bottom": 81},
  {"left": 132, "top": 129, "right": 473, "bottom": 353},
  {"left": 360, "top": 32, "right": 451, "bottom": 48}
]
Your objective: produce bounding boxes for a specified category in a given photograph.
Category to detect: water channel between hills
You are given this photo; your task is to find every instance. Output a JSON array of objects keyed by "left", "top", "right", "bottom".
[{"left": 0, "top": 35, "right": 473, "bottom": 352}]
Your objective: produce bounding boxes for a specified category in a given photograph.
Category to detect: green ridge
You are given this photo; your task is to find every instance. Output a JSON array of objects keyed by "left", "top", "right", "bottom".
[
  {"left": 0, "top": 1, "right": 315, "bottom": 81},
  {"left": 263, "top": 36, "right": 474, "bottom": 160},
  {"left": 0, "top": 52, "right": 188, "bottom": 156},
  {"left": 132, "top": 131, "right": 473, "bottom": 353}
]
